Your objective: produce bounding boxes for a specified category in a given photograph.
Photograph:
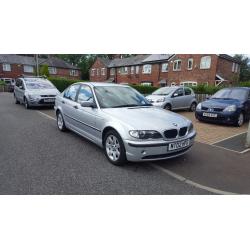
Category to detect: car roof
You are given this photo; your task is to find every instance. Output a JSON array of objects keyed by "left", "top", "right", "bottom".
[
  {"left": 220, "top": 87, "right": 250, "bottom": 91},
  {"left": 74, "top": 82, "right": 130, "bottom": 87}
]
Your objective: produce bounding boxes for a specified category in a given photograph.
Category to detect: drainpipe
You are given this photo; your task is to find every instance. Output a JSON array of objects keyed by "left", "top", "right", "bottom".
[{"left": 245, "top": 121, "right": 250, "bottom": 148}]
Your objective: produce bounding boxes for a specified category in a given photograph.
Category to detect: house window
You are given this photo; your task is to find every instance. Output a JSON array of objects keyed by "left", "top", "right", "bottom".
[
  {"left": 200, "top": 56, "right": 211, "bottom": 69},
  {"left": 232, "top": 63, "right": 239, "bottom": 73},
  {"left": 48, "top": 67, "right": 57, "bottom": 75},
  {"left": 70, "top": 69, "right": 78, "bottom": 76},
  {"left": 23, "top": 65, "right": 34, "bottom": 73},
  {"left": 187, "top": 58, "right": 193, "bottom": 70},
  {"left": 173, "top": 60, "right": 181, "bottom": 71},
  {"left": 3, "top": 63, "right": 11, "bottom": 72},
  {"left": 136, "top": 66, "right": 140, "bottom": 74},
  {"left": 96, "top": 69, "right": 100, "bottom": 76},
  {"left": 91, "top": 68, "right": 95, "bottom": 76},
  {"left": 142, "top": 64, "right": 152, "bottom": 74},
  {"left": 120, "top": 67, "right": 128, "bottom": 74},
  {"left": 161, "top": 63, "right": 168, "bottom": 72},
  {"left": 101, "top": 68, "right": 105, "bottom": 76},
  {"left": 131, "top": 66, "right": 135, "bottom": 74},
  {"left": 110, "top": 68, "right": 115, "bottom": 75}
]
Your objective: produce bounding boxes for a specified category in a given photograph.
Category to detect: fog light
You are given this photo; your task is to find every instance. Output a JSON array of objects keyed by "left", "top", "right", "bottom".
[{"left": 141, "top": 150, "right": 147, "bottom": 155}]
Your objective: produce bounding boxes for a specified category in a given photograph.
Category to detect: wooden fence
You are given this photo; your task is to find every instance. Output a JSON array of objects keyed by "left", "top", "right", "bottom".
[
  {"left": 0, "top": 85, "right": 12, "bottom": 92},
  {"left": 195, "top": 93, "right": 211, "bottom": 103}
]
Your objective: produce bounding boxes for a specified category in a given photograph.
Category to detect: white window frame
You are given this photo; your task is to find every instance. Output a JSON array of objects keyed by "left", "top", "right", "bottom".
[
  {"left": 120, "top": 67, "right": 128, "bottom": 74},
  {"left": 173, "top": 60, "right": 181, "bottom": 71},
  {"left": 96, "top": 68, "right": 100, "bottom": 76},
  {"left": 142, "top": 64, "right": 152, "bottom": 74},
  {"left": 91, "top": 68, "right": 95, "bottom": 76},
  {"left": 135, "top": 66, "right": 140, "bottom": 74},
  {"left": 3, "top": 63, "right": 11, "bottom": 72},
  {"left": 180, "top": 81, "right": 197, "bottom": 87},
  {"left": 131, "top": 66, "right": 135, "bottom": 74},
  {"left": 110, "top": 68, "right": 115, "bottom": 76},
  {"left": 200, "top": 56, "right": 211, "bottom": 69},
  {"left": 48, "top": 67, "right": 57, "bottom": 75},
  {"left": 187, "top": 58, "right": 193, "bottom": 70},
  {"left": 23, "top": 65, "right": 34, "bottom": 73},
  {"left": 161, "top": 63, "right": 168, "bottom": 72},
  {"left": 70, "top": 69, "right": 78, "bottom": 76},
  {"left": 233, "top": 63, "right": 239, "bottom": 73},
  {"left": 101, "top": 68, "right": 105, "bottom": 76}
]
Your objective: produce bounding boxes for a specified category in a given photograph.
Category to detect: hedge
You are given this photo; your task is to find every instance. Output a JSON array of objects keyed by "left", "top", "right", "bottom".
[
  {"left": 48, "top": 77, "right": 82, "bottom": 92},
  {"left": 0, "top": 80, "right": 6, "bottom": 85},
  {"left": 129, "top": 85, "right": 158, "bottom": 94}
]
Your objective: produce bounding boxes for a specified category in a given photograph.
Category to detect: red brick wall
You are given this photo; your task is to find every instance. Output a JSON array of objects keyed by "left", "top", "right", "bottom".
[
  {"left": 89, "top": 58, "right": 108, "bottom": 82},
  {"left": 216, "top": 57, "right": 240, "bottom": 84},
  {"left": 167, "top": 54, "right": 218, "bottom": 85},
  {"left": 0, "top": 63, "right": 80, "bottom": 80}
]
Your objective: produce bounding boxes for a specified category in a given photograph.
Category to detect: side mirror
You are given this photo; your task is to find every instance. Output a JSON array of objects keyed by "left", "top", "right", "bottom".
[
  {"left": 172, "top": 93, "right": 178, "bottom": 98},
  {"left": 80, "top": 101, "right": 97, "bottom": 108},
  {"left": 19, "top": 85, "right": 23, "bottom": 89}
]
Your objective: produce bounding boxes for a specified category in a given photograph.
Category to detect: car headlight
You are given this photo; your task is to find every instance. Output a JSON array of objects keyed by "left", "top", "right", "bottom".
[
  {"left": 223, "top": 105, "right": 236, "bottom": 112},
  {"left": 196, "top": 103, "right": 202, "bottom": 110},
  {"left": 129, "top": 130, "right": 163, "bottom": 139},
  {"left": 188, "top": 123, "right": 194, "bottom": 133},
  {"left": 28, "top": 94, "right": 40, "bottom": 101},
  {"left": 156, "top": 97, "right": 165, "bottom": 103}
]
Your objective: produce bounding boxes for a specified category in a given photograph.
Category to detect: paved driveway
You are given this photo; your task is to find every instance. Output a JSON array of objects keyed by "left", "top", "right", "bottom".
[{"left": 179, "top": 111, "right": 248, "bottom": 145}]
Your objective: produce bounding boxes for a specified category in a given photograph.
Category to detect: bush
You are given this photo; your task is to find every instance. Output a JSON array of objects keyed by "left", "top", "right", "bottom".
[
  {"left": 48, "top": 77, "right": 82, "bottom": 92},
  {"left": 238, "top": 82, "right": 250, "bottom": 88},
  {"left": 0, "top": 80, "right": 6, "bottom": 85},
  {"left": 129, "top": 85, "right": 158, "bottom": 94},
  {"left": 191, "top": 84, "right": 222, "bottom": 95}
]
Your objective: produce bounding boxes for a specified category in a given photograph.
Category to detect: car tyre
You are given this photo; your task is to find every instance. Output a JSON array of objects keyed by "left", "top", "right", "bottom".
[
  {"left": 164, "top": 103, "right": 172, "bottom": 111},
  {"left": 57, "top": 111, "right": 67, "bottom": 132},
  {"left": 104, "top": 130, "right": 127, "bottom": 166},
  {"left": 14, "top": 94, "right": 20, "bottom": 104},
  {"left": 24, "top": 98, "right": 30, "bottom": 109},
  {"left": 189, "top": 102, "right": 197, "bottom": 112},
  {"left": 235, "top": 112, "right": 244, "bottom": 127}
]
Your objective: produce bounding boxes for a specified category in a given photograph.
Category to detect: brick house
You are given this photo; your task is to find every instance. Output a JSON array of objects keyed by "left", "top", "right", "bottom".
[
  {"left": 89, "top": 54, "right": 240, "bottom": 87},
  {"left": 0, "top": 54, "right": 80, "bottom": 82}
]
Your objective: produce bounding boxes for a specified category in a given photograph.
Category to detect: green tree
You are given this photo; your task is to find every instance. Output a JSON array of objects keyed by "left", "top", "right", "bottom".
[
  {"left": 234, "top": 54, "right": 250, "bottom": 82},
  {"left": 39, "top": 64, "right": 50, "bottom": 77}
]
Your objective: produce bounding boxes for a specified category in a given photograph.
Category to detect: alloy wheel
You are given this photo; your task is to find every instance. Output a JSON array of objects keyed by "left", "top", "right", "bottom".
[
  {"left": 238, "top": 113, "right": 244, "bottom": 127},
  {"left": 57, "top": 113, "right": 64, "bottom": 130},
  {"left": 105, "top": 135, "right": 121, "bottom": 162}
]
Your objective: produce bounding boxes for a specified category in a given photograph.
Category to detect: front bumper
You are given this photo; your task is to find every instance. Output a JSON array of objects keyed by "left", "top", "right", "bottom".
[
  {"left": 195, "top": 110, "right": 239, "bottom": 125},
  {"left": 28, "top": 98, "right": 55, "bottom": 107},
  {"left": 124, "top": 131, "right": 196, "bottom": 162}
]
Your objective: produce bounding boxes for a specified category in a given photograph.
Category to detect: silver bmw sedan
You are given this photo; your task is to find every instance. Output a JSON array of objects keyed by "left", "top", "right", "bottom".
[{"left": 55, "top": 82, "right": 196, "bottom": 165}]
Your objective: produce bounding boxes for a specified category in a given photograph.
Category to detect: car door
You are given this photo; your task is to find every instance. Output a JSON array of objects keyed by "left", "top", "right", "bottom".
[
  {"left": 14, "top": 79, "right": 23, "bottom": 101},
  {"left": 74, "top": 84, "right": 101, "bottom": 142},
  {"left": 171, "top": 87, "right": 185, "bottom": 109},
  {"left": 61, "top": 84, "right": 81, "bottom": 130}
]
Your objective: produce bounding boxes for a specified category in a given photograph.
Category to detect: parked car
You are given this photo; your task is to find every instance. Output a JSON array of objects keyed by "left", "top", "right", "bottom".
[
  {"left": 14, "top": 76, "right": 60, "bottom": 109},
  {"left": 195, "top": 87, "right": 250, "bottom": 127},
  {"left": 146, "top": 86, "right": 197, "bottom": 111},
  {"left": 0, "top": 78, "right": 15, "bottom": 92},
  {"left": 55, "top": 82, "right": 196, "bottom": 165}
]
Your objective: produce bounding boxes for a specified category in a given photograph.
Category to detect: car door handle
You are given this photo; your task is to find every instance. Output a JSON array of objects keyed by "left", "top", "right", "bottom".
[
  {"left": 62, "top": 100, "right": 65, "bottom": 104},
  {"left": 73, "top": 105, "right": 79, "bottom": 109}
]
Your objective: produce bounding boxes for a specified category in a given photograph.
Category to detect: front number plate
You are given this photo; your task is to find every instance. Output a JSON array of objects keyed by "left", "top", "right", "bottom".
[
  {"left": 168, "top": 139, "right": 190, "bottom": 151},
  {"left": 44, "top": 98, "right": 55, "bottom": 103},
  {"left": 203, "top": 112, "right": 217, "bottom": 118}
]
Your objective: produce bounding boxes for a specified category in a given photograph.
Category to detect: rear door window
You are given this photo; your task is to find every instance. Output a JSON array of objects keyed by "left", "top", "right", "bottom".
[
  {"left": 64, "top": 85, "right": 80, "bottom": 101},
  {"left": 184, "top": 87, "right": 192, "bottom": 95}
]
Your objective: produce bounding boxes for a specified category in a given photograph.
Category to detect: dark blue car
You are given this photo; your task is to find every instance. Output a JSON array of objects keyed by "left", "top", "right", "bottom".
[{"left": 195, "top": 87, "right": 250, "bottom": 127}]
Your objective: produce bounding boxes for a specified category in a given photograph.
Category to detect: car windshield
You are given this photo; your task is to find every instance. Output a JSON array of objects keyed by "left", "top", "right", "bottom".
[
  {"left": 211, "top": 88, "right": 247, "bottom": 101},
  {"left": 94, "top": 86, "right": 152, "bottom": 108},
  {"left": 152, "top": 87, "right": 175, "bottom": 96},
  {"left": 25, "top": 79, "right": 55, "bottom": 89}
]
